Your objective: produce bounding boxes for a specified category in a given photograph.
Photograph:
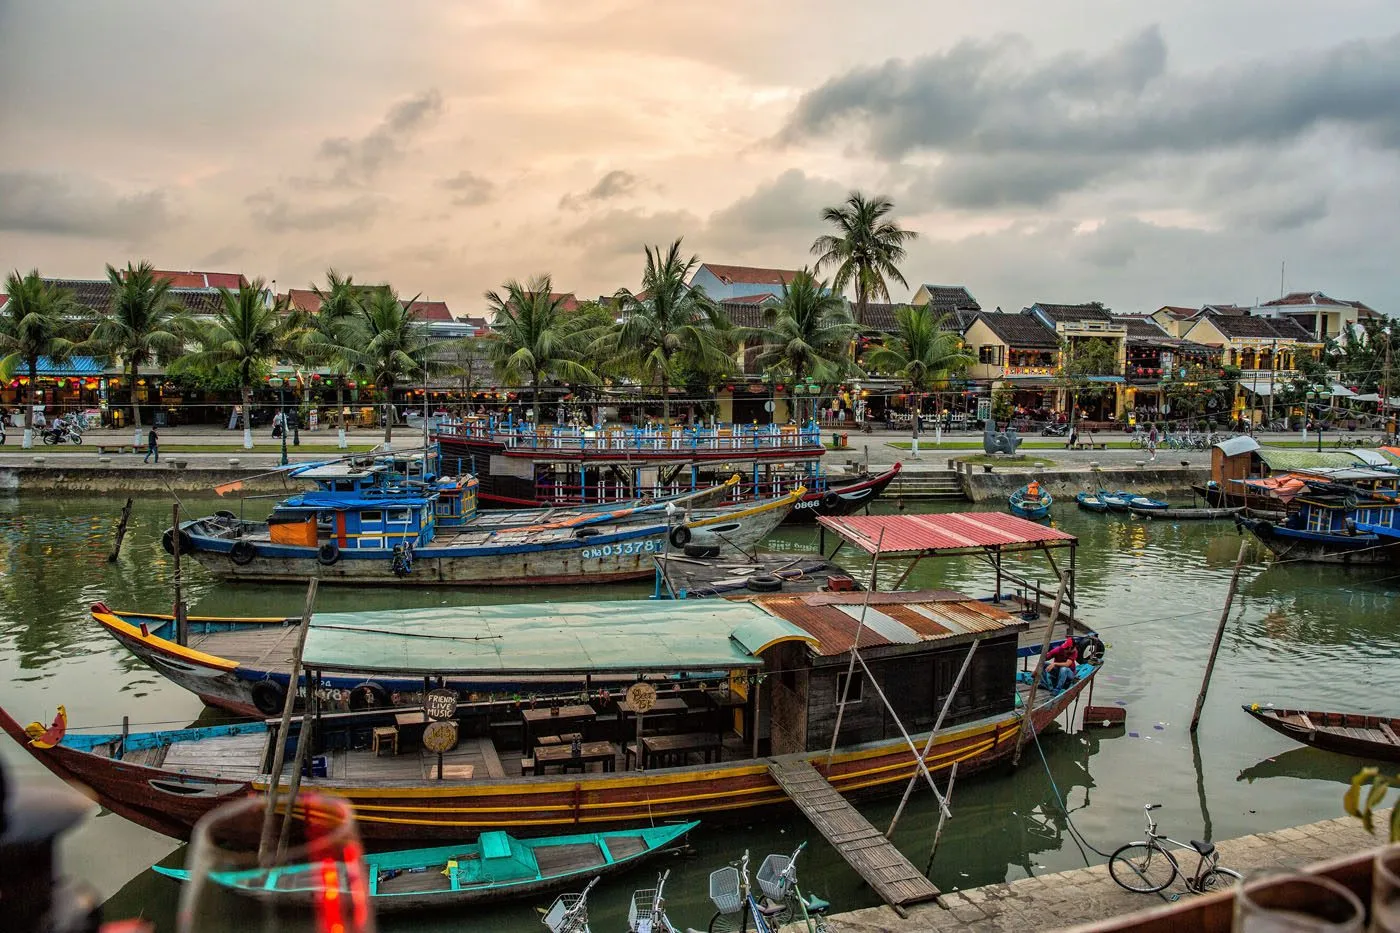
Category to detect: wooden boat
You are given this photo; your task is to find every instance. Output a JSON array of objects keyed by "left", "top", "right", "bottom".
[
  {"left": 651, "top": 552, "right": 858, "bottom": 599},
  {"left": 1008, "top": 485, "right": 1052, "bottom": 520},
  {"left": 1075, "top": 492, "right": 1109, "bottom": 513},
  {"left": 151, "top": 822, "right": 697, "bottom": 912},
  {"left": 1127, "top": 505, "right": 1243, "bottom": 520},
  {"left": 1237, "top": 486, "right": 1400, "bottom": 565},
  {"left": 170, "top": 487, "right": 802, "bottom": 585},
  {"left": 1098, "top": 491, "right": 1132, "bottom": 512},
  {"left": 1242, "top": 704, "right": 1400, "bottom": 762},
  {"left": 8, "top": 586, "right": 1099, "bottom": 844},
  {"left": 1123, "top": 495, "right": 1168, "bottom": 511}
]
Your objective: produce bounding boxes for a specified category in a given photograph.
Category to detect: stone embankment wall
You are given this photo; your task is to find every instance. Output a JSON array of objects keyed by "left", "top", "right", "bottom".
[
  {"left": 0, "top": 465, "right": 311, "bottom": 496},
  {"left": 959, "top": 465, "right": 1209, "bottom": 503}
]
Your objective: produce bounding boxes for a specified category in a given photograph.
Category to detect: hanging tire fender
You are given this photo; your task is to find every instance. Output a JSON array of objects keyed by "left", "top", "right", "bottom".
[
  {"left": 251, "top": 680, "right": 287, "bottom": 716},
  {"left": 163, "top": 528, "right": 195, "bottom": 556},
  {"left": 669, "top": 525, "right": 692, "bottom": 547},
  {"left": 318, "top": 542, "right": 341, "bottom": 565},
  {"left": 348, "top": 682, "right": 390, "bottom": 711},
  {"left": 821, "top": 491, "right": 841, "bottom": 510},
  {"left": 229, "top": 539, "right": 256, "bottom": 565}
]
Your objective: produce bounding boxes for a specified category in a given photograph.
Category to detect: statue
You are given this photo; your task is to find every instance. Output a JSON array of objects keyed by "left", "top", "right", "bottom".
[{"left": 983, "top": 422, "right": 1022, "bottom": 455}]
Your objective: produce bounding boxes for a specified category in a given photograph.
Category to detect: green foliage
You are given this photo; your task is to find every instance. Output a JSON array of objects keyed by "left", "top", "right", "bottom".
[
  {"left": 745, "top": 269, "right": 856, "bottom": 421},
  {"left": 1336, "top": 317, "right": 1397, "bottom": 394},
  {"left": 486, "top": 274, "right": 598, "bottom": 420},
  {"left": 863, "top": 306, "right": 972, "bottom": 437},
  {"left": 811, "top": 192, "right": 917, "bottom": 328},
  {"left": 1165, "top": 364, "right": 1234, "bottom": 421},
  {"left": 991, "top": 386, "right": 1014, "bottom": 422},
  {"left": 0, "top": 270, "right": 84, "bottom": 431},
  {"left": 87, "top": 261, "right": 193, "bottom": 426},
  {"left": 1343, "top": 767, "right": 1400, "bottom": 843},
  {"left": 1276, "top": 354, "right": 1335, "bottom": 406}
]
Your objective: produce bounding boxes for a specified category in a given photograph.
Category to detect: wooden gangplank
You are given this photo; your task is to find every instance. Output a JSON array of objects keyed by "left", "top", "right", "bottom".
[{"left": 768, "top": 759, "right": 941, "bottom": 909}]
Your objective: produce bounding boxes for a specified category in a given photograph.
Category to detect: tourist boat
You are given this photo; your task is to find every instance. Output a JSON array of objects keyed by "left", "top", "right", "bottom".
[
  {"left": 1075, "top": 492, "right": 1109, "bottom": 513},
  {"left": 1242, "top": 704, "right": 1400, "bottom": 763},
  {"left": 8, "top": 528, "right": 1100, "bottom": 845},
  {"left": 432, "top": 416, "right": 898, "bottom": 521},
  {"left": 167, "top": 486, "right": 803, "bottom": 585},
  {"left": 1236, "top": 480, "right": 1400, "bottom": 565},
  {"left": 151, "top": 822, "right": 697, "bottom": 912},
  {"left": 1127, "top": 505, "right": 1243, "bottom": 521},
  {"left": 1008, "top": 485, "right": 1052, "bottom": 520}
]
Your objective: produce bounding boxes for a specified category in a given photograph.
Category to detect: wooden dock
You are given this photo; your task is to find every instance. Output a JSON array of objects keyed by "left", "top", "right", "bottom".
[{"left": 768, "top": 759, "right": 941, "bottom": 911}]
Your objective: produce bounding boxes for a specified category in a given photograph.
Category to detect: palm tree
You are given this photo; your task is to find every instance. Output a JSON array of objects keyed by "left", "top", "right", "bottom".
[
  {"left": 296, "top": 269, "right": 366, "bottom": 448},
  {"left": 486, "top": 275, "right": 597, "bottom": 424},
  {"left": 863, "top": 305, "right": 972, "bottom": 457},
  {"left": 184, "top": 280, "right": 289, "bottom": 449},
  {"left": 611, "top": 240, "right": 731, "bottom": 422},
  {"left": 87, "top": 262, "right": 192, "bottom": 435},
  {"left": 811, "top": 192, "right": 918, "bottom": 328},
  {"left": 745, "top": 269, "right": 856, "bottom": 422},
  {"left": 353, "top": 288, "right": 436, "bottom": 444},
  {"left": 0, "top": 271, "right": 82, "bottom": 447}
]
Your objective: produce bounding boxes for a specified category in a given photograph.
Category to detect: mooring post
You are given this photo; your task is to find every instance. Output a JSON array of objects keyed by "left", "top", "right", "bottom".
[
  {"left": 1012, "top": 571, "right": 1070, "bottom": 766},
  {"left": 171, "top": 503, "right": 187, "bottom": 646},
  {"left": 1190, "top": 540, "right": 1249, "bottom": 733},
  {"left": 257, "top": 578, "right": 319, "bottom": 866},
  {"left": 107, "top": 497, "right": 134, "bottom": 563}
]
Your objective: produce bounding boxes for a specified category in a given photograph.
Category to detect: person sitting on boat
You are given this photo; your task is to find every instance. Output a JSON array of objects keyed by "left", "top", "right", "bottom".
[
  {"left": 1043, "top": 636, "right": 1080, "bottom": 690},
  {"left": 1027, "top": 480, "right": 1041, "bottom": 499}
]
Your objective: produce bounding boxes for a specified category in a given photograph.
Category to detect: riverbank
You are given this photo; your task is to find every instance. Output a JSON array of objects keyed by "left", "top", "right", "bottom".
[{"left": 828, "top": 809, "right": 1392, "bottom": 932}]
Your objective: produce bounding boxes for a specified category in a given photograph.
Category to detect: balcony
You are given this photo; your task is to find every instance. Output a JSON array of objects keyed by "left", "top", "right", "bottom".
[{"left": 1059, "top": 321, "right": 1127, "bottom": 337}]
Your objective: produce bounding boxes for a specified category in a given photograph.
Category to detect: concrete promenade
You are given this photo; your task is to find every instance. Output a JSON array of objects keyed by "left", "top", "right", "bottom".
[{"left": 827, "top": 810, "right": 1391, "bottom": 932}]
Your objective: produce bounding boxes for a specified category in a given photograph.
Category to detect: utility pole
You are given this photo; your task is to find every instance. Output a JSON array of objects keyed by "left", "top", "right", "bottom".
[{"left": 1266, "top": 339, "right": 1276, "bottom": 428}]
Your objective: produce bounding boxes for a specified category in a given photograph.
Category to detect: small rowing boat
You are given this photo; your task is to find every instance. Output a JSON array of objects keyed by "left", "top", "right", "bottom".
[
  {"left": 1075, "top": 492, "right": 1109, "bottom": 513},
  {"left": 153, "top": 822, "right": 698, "bottom": 912},
  {"left": 1242, "top": 704, "right": 1400, "bottom": 762},
  {"left": 1128, "top": 505, "right": 1243, "bottom": 520},
  {"left": 1009, "top": 484, "right": 1052, "bottom": 520}
]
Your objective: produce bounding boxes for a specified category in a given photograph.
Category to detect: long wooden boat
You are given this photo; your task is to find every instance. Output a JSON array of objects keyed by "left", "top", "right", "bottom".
[
  {"left": 171, "top": 487, "right": 802, "bottom": 585},
  {"left": 1242, "top": 704, "right": 1400, "bottom": 762},
  {"left": 7, "top": 591, "right": 1099, "bottom": 844},
  {"left": 1128, "top": 505, "right": 1243, "bottom": 520},
  {"left": 151, "top": 822, "right": 697, "bottom": 911}
]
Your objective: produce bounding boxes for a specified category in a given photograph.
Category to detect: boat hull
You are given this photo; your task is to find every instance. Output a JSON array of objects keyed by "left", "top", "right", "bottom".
[
  {"left": 1243, "top": 705, "right": 1400, "bottom": 762},
  {"left": 1, "top": 674, "right": 1093, "bottom": 844},
  {"left": 785, "top": 465, "right": 902, "bottom": 523},
  {"left": 1130, "top": 505, "right": 1242, "bottom": 520},
  {"left": 1238, "top": 517, "right": 1396, "bottom": 565}
]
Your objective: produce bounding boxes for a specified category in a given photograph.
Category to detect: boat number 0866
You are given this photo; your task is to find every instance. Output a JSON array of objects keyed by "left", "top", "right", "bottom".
[{"left": 583, "top": 540, "right": 662, "bottom": 559}]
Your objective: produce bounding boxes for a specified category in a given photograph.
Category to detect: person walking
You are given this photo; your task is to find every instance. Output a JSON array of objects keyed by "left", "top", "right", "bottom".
[
  {"left": 143, "top": 426, "right": 159, "bottom": 463},
  {"left": 1147, "top": 423, "right": 1159, "bottom": 461}
]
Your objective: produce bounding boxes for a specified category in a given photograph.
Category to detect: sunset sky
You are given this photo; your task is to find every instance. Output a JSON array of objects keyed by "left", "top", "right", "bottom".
[{"left": 3, "top": 1, "right": 1400, "bottom": 316}]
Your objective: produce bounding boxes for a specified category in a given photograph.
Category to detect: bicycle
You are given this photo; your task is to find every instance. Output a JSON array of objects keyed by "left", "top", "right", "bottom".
[
  {"left": 704, "top": 850, "right": 785, "bottom": 933},
  {"left": 1109, "top": 804, "right": 1242, "bottom": 895},
  {"left": 542, "top": 876, "right": 598, "bottom": 933},
  {"left": 755, "top": 842, "right": 831, "bottom": 933},
  {"left": 630, "top": 869, "right": 680, "bottom": 933}
]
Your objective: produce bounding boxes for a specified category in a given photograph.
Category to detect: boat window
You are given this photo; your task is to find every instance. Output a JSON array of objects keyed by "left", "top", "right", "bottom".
[
  {"left": 359, "top": 538, "right": 383, "bottom": 549},
  {"left": 360, "top": 510, "right": 383, "bottom": 523},
  {"left": 1306, "top": 510, "right": 1331, "bottom": 533},
  {"left": 389, "top": 509, "right": 411, "bottom": 523},
  {"left": 835, "top": 671, "right": 864, "bottom": 704}
]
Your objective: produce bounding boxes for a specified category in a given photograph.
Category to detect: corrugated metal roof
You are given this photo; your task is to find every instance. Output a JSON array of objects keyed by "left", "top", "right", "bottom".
[
  {"left": 1257, "top": 449, "right": 1372, "bottom": 471},
  {"left": 754, "top": 591, "right": 1026, "bottom": 656},
  {"left": 1214, "top": 435, "right": 1260, "bottom": 457},
  {"left": 816, "top": 512, "right": 1076, "bottom": 557}
]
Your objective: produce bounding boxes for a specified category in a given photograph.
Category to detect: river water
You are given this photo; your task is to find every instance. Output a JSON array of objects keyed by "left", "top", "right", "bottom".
[{"left": 1, "top": 493, "right": 1397, "bottom": 932}]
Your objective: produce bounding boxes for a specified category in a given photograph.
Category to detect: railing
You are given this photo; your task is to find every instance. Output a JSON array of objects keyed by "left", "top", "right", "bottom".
[
  {"left": 532, "top": 475, "right": 820, "bottom": 505},
  {"left": 435, "top": 418, "right": 826, "bottom": 454}
]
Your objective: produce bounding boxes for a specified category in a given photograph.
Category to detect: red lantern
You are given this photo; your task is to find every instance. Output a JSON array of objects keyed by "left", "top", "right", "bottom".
[{"left": 312, "top": 373, "right": 322, "bottom": 382}]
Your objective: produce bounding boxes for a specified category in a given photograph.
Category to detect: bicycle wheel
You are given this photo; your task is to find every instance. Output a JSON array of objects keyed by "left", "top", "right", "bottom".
[
  {"left": 1196, "top": 867, "right": 1242, "bottom": 893},
  {"left": 709, "top": 908, "right": 749, "bottom": 933},
  {"left": 1109, "top": 842, "right": 1178, "bottom": 893}
]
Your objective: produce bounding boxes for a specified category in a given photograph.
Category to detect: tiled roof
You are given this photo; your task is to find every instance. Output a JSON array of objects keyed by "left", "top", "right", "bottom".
[
  {"left": 1261, "top": 291, "right": 1351, "bottom": 308},
  {"left": 1028, "top": 301, "right": 1112, "bottom": 323},
  {"left": 720, "top": 299, "right": 773, "bottom": 329},
  {"left": 697, "top": 263, "right": 800, "bottom": 287},
  {"left": 1265, "top": 316, "right": 1320, "bottom": 340},
  {"left": 1202, "top": 304, "right": 1248, "bottom": 316},
  {"left": 457, "top": 315, "right": 489, "bottom": 329},
  {"left": 1117, "top": 314, "right": 1171, "bottom": 341},
  {"left": 1155, "top": 305, "right": 1197, "bottom": 320},
  {"left": 974, "top": 312, "right": 1059, "bottom": 348},
  {"left": 0, "top": 295, "right": 7, "bottom": 310},
  {"left": 722, "top": 293, "right": 777, "bottom": 305},
  {"left": 549, "top": 292, "right": 580, "bottom": 312},
  {"left": 1199, "top": 311, "right": 1319, "bottom": 341},
  {"left": 406, "top": 300, "right": 453, "bottom": 322},
  {"left": 859, "top": 302, "right": 968, "bottom": 334},
  {"left": 286, "top": 288, "right": 322, "bottom": 312},
  {"left": 147, "top": 270, "right": 247, "bottom": 289},
  {"left": 917, "top": 284, "right": 981, "bottom": 315},
  {"left": 42, "top": 278, "right": 226, "bottom": 316}
]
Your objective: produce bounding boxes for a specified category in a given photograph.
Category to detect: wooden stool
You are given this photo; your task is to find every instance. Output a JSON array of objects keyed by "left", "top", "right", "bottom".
[
  {"left": 520, "top": 758, "right": 535, "bottom": 776},
  {"left": 371, "top": 726, "right": 398, "bottom": 757}
]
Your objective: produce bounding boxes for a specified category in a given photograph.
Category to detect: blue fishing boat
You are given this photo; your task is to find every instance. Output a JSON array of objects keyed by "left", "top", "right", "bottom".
[
  {"left": 1123, "top": 494, "right": 1168, "bottom": 511},
  {"left": 153, "top": 821, "right": 697, "bottom": 912},
  {"left": 1009, "top": 484, "right": 1052, "bottom": 520},
  {"left": 1238, "top": 472, "right": 1400, "bottom": 564},
  {"left": 1075, "top": 492, "right": 1109, "bottom": 513}
]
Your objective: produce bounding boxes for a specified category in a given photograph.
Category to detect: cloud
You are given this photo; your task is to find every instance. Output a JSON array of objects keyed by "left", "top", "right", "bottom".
[
  {"left": 246, "top": 190, "right": 382, "bottom": 232},
  {"left": 198, "top": 245, "right": 250, "bottom": 266},
  {"left": 559, "top": 170, "right": 641, "bottom": 209},
  {"left": 317, "top": 89, "right": 444, "bottom": 185},
  {"left": 438, "top": 170, "right": 495, "bottom": 206},
  {"left": 564, "top": 207, "right": 700, "bottom": 259},
  {"left": 0, "top": 171, "right": 171, "bottom": 240},
  {"left": 906, "top": 154, "right": 1117, "bottom": 210},
  {"left": 706, "top": 169, "right": 848, "bottom": 250}
]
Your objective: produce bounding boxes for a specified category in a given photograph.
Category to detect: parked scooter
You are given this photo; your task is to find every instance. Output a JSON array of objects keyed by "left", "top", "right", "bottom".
[
  {"left": 41, "top": 422, "right": 83, "bottom": 446},
  {"left": 1041, "top": 422, "right": 1070, "bottom": 437}
]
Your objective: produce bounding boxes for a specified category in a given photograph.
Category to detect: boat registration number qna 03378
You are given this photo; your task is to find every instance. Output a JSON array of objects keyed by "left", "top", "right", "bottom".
[{"left": 582, "top": 540, "right": 663, "bottom": 559}]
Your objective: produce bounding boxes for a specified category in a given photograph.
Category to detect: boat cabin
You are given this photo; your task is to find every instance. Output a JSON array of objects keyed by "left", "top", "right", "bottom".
[{"left": 268, "top": 492, "right": 440, "bottom": 550}]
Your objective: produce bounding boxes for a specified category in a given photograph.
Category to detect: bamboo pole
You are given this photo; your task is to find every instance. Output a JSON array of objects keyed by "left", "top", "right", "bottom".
[
  {"left": 923, "top": 761, "right": 960, "bottom": 877},
  {"left": 171, "top": 503, "right": 187, "bottom": 646},
  {"left": 1012, "top": 572, "right": 1070, "bottom": 766},
  {"left": 1190, "top": 540, "right": 1249, "bottom": 733},
  {"left": 824, "top": 528, "right": 885, "bottom": 770},
  {"left": 257, "top": 578, "right": 319, "bottom": 865},
  {"left": 107, "top": 497, "right": 134, "bottom": 563},
  {"left": 276, "top": 670, "right": 317, "bottom": 861}
]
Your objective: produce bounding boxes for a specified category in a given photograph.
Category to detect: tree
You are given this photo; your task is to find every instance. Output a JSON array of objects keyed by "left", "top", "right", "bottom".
[
  {"left": 352, "top": 288, "right": 437, "bottom": 444},
  {"left": 1059, "top": 338, "right": 1120, "bottom": 428},
  {"left": 745, "top": 269, "right": 856, "bottom": 422},
  {"left": 1164, "top": 363, "right": 1235, "bottom": 426},
  {"left": 87, "top": 262, "right": 192, "bottom": 432},
  {"left": 182, "top": 280, "right": 289, "bottom": 448},
  {"left": 0, "top": 271, "right": 82, "bottom": 447},
  {"left": 295, "top": 269, "right": 368, "bottom": 448},
  {"left": 811, "top": 192, "right": 917, "bottom": 329},
  {"left": 610, "top": 240, "right": 731, "bottom": 422},
  {"left": 863, "top": 305, "right": 972, "bottom": 456},
  {"left": 486, "top": 275, "right": 598, "bottom": 424}
]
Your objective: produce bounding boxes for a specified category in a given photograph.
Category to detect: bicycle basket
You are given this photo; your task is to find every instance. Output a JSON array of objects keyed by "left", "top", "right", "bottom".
[
  {"left": 708, "top": 865, "right": 743, "bottom": 914},
  {"left": 628, "top": 888, "right": 658, "bottom": 933},
  {"left": 756, "top": 853, "right": 792, "bottom": 902},
  {"left": 543, "top": 893, "right": 587, "bottom": 933}
]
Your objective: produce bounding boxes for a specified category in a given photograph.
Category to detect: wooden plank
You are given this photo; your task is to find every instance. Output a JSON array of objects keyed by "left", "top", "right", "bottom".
[
  {"left": 1379, "top": 722, "right": 1400, "bottom": 746},
  {"left": 768, "top": 759, "right": 940, "bottom": 909}
]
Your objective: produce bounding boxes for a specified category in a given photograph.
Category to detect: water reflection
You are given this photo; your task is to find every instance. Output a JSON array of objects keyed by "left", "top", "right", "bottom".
[{"left": 1237, "top": 746, "right": 1395, "bottom": 787}]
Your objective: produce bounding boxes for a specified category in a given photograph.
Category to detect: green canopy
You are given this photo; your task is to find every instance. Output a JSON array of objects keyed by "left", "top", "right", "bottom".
[
  {"left": 1257, "top": 448, "right": 1372, "bottom": 472},
  {"left": 301, "top": 601, "right": 815, "bottom": 676}
]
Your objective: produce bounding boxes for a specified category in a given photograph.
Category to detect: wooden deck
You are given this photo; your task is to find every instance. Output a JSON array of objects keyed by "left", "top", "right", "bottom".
[
  {"left": 767, "top": 759, "right": 941, "bottom": 910},
  {"left": 193, "top": 625, "right": 302, "bottom": 667}
]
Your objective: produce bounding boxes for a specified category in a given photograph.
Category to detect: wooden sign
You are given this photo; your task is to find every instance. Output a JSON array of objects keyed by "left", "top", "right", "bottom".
[
  {"left": 422, "top": 720, "right": 459, "bottom": 753},
  {"left": 626, "top": 681, "right": 657, "bottom": 713},
  {"left": 424, "top": 688, "right": 458, "bottom": 721}
]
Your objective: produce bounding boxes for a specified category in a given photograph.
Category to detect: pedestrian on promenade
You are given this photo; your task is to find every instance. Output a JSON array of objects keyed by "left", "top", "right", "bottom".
[
  {"left": 1147, "top": 424, "right": 1159, "bottom": 461},
  {"left": 144, "top": 426, "right": 159, "bottom": 463}
]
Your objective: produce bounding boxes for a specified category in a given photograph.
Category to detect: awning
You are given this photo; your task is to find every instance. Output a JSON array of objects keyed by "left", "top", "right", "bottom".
[
  {"left": 1213, "top": 436, "right": 1260, "bottom": 458},
  {"left": 1237, "top": 380, "right": 1356, "bottom": 399},
  {"left": 301, "top": 600, "right": 810, "bottom": 675},
  {"left": 817, "top": 512, "right": 1076, "bottom": 557},
  {"left": 1256, "top": 448, "right": 1376, "bottom": 471},
  {"left": 29, "top": 356, "right": 105, "bottom": 377}
]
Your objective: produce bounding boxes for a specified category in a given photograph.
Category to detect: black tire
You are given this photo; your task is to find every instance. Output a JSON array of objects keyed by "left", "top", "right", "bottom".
[
  {"left": 42, "top": 432, "right": 57, "bottom": 446},
  {"left": 318, "top": 542, "right": 341, "bottom": 565},
  {"left": 162, "top": 528, "right": 194, "bottom": 556},
  {"left": 1075, "top": 635, "right": 1106, "bottom": 664},
  {"left": 1196, "top": 867, "right": 1241, "bottom": 893},
  {"left": 251, "top": 680, "right": 287, "bottom": 716},
  {"left": 821, "top": 491, "right": 840, "bottom": 510},
  {"left": 708, "top": 909, "right": 748, "bottom": 933},
  {"left": 215, "top": 510, "right": 237, "bottom": 520},
  {"left": 348, "top": 682, "right": 390, "bottom": 711},
  {"left": 1109, "top": 843, "right": 1178, "bottom": 893},
  {"left": 72, "top": 434, "right": 81, "bottom": 445},
  {"left": 229, "top": 539, "right": 256, "bottom": 565},
  {"left": 684, "top": 544, "right": 722, "bottom": 558},
  {"left": 746, "top": 574, "right": 783, "bottom": 593},
  {"left": 573, "top": 527, "right": 601, "bottom": 539},
  {"left": 669, "top": 525, "right": 692, "bottom": 547}
]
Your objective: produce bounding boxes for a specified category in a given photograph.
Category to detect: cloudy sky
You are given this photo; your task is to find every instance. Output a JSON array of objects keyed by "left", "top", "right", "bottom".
[{"left": 3, "top": 1, "right": 1400, "bottom": 316}]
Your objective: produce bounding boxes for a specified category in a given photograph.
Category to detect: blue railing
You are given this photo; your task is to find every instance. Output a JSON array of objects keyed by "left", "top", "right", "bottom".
[{"left": 436, "top": 418, "right": 825, "bottom": 454}]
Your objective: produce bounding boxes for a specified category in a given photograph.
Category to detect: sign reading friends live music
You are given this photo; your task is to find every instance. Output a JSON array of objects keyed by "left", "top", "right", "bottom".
[{"left": 424, "top": 688, "right": 458, "bottom": 721}]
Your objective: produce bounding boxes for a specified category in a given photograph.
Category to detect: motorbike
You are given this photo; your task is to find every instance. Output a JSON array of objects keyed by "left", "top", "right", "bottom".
[
  {"left": 41, "top": 423, "right": 82, "bottom": 446},
  {"left": 1040, "top": 422, "right": 1069, "bottom": 437}
]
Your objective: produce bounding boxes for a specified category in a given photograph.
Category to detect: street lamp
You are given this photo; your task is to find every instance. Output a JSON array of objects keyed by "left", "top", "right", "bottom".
[{"left": 268, "top": 376, "right": 289, "bottom": 466}]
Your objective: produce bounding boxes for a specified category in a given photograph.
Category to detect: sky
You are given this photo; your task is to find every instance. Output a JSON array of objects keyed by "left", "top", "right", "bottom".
[{"left": 3, "top": 0, "right": 1400, "bottom": 317}]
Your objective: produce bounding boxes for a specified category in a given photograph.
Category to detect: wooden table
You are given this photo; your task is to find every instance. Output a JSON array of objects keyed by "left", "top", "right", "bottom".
[
  {"left": 533, "top": 741, "right": 617, "bottom": 774},
  {"left": 393, "top": 710, "right": 429, "bottom": 748},
  {"left": 520, "top": 705, "right": 596, "bottom": 751},
  {"left": 635, "top": 732, "right": 721, "bottom": 770}
]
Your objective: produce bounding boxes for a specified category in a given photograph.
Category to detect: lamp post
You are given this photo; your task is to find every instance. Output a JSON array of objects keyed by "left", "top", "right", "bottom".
[
  {"left": 796, "top": 376, "right": 819, "bottom": 424},
  {"left": 268, "top": 376, "right": 289, "bottom": 466}
]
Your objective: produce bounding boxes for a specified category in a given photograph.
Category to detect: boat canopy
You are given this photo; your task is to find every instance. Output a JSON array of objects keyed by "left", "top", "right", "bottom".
[
  {"left": 816, "top": 512, "right": 1076, "bottom": 557},
  {"left": 1213, "top": 435, "right": 1260, "bottom": 458},
  {"left": 279, "top": 491, "right": 437, "bottom": 510},
  {"left": 288, "top": 462, "right": 387, "bottom": 481},
  {"left": 1256, "top": 449, "right": 1378, "bottom": 472},
  {"left": 300, "top": 601, "right": 815, "bottom": 676}
]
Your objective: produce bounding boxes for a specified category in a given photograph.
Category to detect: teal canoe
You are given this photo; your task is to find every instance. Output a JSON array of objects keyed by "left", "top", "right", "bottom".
[{"left": 153, "top": 820, "right": 697, "bottom": 912}]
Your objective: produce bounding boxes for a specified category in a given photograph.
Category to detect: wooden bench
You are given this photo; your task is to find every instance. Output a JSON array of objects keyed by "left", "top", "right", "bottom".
[{"left": 1073, "top": 441, "right": 1109, "bottom": 450}]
